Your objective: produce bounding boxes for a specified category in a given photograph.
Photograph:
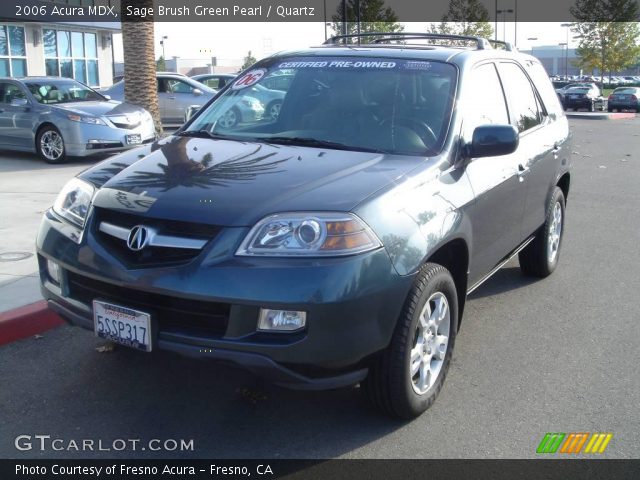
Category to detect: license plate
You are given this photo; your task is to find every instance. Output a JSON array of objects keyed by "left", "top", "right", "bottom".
[
  {"left": 93, "top": 300, "right": 151, "bottom": 352},
  {"left": 571, "top": 95, "right": 579, "bottom": 99},
  {"left": 126, "top": 134, "right": 142, "bottom": 145}
]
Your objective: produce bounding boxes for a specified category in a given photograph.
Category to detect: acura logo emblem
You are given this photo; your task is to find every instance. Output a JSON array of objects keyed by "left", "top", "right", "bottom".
[{"left": 127, "top": 225, "right": 149, "bottom": 251}]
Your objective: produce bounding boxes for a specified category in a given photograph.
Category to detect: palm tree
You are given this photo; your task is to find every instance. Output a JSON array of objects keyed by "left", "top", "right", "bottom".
[{"left": 121, "top": 0, "right": 162, "bottom": 135}]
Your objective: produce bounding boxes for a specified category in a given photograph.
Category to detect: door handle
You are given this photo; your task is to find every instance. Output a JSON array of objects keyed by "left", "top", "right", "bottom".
[{"left": 518, "top": 164, "right": 530, "bottom": 182}]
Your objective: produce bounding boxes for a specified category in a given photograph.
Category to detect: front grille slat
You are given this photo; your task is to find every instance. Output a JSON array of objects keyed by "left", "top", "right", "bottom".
[
  {"left": 67, "top": 272, "right": 229, "bottom": 336},
  {"left": 92, "top": 207, "right": 220, "bottom": 268}
]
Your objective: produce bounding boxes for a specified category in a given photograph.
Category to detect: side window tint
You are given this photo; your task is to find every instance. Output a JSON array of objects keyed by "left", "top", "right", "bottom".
[
  {"left": 465, "top": 63, "right": 509, "bottom": 135},
  {"left": 171, "top": 80, "right": 193, "bottom": 94},
  {"left": 498, "top": 62, "right": 542, "bottom": 132},
  {"left": 204, "top": 78, "right": 220, "bottom": 89},
  {"left": 526, "top": 61, "right": 561, "bottom": 119}
]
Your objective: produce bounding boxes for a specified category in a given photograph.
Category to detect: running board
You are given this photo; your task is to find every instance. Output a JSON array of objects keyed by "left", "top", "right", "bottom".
[{"left": 467, "top": 236, "right": 535, "bottom": 295}]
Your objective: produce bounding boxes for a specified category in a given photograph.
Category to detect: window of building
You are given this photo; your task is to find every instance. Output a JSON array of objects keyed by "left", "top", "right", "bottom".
[
  {"left": 0, "top": 25, "right": 27, "bottom": 77},
  {"left": 43, "top": 28, "right": 99, "bottom": 86}
]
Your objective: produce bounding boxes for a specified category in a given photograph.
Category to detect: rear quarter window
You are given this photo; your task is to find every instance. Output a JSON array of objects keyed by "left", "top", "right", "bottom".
[{"left": 526, "top": 60, "right": 563, "bottom": 119}]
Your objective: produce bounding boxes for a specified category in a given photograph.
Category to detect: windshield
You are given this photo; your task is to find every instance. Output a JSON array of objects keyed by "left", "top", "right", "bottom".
[
  {"left": 25, "top": 80, "right": 104, "bottom": 104},
  {"left": 614, "top": 88, "right": 637, "bottom": 94},
  {"left": 186, "top": 56, "right": 458, "bottom": 156}
]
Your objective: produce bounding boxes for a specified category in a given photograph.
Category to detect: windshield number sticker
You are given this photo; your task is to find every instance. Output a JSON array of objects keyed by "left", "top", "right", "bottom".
[{"left": 232, "top": 69, "right": 266, "bottom": 90}]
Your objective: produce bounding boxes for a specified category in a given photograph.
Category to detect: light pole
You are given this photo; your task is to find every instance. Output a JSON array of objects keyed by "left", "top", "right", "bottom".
[
  {"left": 560, "top": 23, "right": 573, "bottom": 79},
  {"left": 159, "top": 35, "right": 168, "bottom": 60},
  {"left": 559, "top": 42, "right": 568, "bottom": 79},
  {"left": 493, "top": 0, "right": 498, "bottom": 40},
  {"left": 496, "top": 9, "right": 514, "bottom": 42},
  {"left": 514, "top": 0, "right": 518, "bottom": 47},
  {"left": 527, "top": 37, "right": 538, "bottom": 56}
]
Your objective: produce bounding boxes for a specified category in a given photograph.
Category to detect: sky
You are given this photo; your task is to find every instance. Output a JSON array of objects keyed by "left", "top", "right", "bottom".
[{"left": 112, "top": 22, "right": 577, "bottom": 67}]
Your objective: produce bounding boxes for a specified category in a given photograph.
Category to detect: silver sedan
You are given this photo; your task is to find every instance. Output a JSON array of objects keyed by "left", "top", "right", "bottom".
[
  {"left": 103, "top": 73, "right": 216, "bottom": 126},
  {"left": 0, "top": 77, "right": 156, "bottom": 163}
]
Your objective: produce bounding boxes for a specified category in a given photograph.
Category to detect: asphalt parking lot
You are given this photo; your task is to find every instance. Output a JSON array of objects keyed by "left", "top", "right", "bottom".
[{"left": 1, "top": 117, "right": 639, "bottom": 459}]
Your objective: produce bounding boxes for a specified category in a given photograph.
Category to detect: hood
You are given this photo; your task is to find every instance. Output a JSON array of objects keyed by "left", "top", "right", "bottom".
[
  {"left": 52, "top": 101, "right": 144, "bottom": 117},
  {"left": 87, "top": 135, "right": 427, "bottom": 227}
]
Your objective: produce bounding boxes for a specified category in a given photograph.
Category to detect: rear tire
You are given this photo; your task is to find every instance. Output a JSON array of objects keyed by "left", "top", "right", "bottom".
[
  {"left": 361, "top": 263, "right": 458, "bottom": 419},
  {"left": 36, "top": 126, "right": 66, "bottom": 164},
  {"left": 519, "top": 187, "right": 566, "bottom": 278}
]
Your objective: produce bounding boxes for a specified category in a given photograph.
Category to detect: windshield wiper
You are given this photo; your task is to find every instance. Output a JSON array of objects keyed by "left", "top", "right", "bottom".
[
  {"left": 264, "top": 136, "right": 387, "bottom": 154},
  {"left": 177, "top": 130, "right": 233, "bottom": 140}
]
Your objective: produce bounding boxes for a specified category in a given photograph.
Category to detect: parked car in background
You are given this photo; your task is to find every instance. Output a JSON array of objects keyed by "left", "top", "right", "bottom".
[
  {"left": 191, "top": 73, "right": 237, "bottom": 90},
  {"left": 102, "top": 73, "right": 215, "bottom": 126},
  {"left": 0, "top": 77, "right": 155, "bottom": 163},
  {"left": 38, "top": 33, "right": 572, "bottom": 419},
  {"left": 607, "top": 87, "right": 640, "bottom": 112},
  {"left": 562, "top": 86, "right": 601, "bottom": 111},
  {"left": 554, "top": 82, "right": 600, "bottom": 103},
  {"left": 191, "top": 74, "right": 284, "bottom": 121}
]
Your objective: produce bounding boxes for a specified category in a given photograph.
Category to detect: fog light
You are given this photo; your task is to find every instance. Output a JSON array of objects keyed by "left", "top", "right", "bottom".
[
  {"left": 258, "top": 309, "right": 306, "bottom": 332},
  {"left": 46, "top": 259, "right": 61, "bottom": 284}
]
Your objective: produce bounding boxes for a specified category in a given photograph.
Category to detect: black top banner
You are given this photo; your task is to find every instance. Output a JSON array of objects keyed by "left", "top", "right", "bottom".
[
  {"left": 0, "top": 0, "right": 639, "bottom": 23},
  {"left": 2, "top": 459, "right": 640, "bottom": 480}
]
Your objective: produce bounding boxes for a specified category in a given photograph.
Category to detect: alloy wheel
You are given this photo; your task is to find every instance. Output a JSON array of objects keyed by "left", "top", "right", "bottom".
[
  {"left": 40, "top": 130, "right": 64, "bottom": 161},
  {"left": 219, "top": 109, "right": 238, "bottom": 128},
  {"left": 548, "top": 201, "right": 562, "bottom": 263},
  {"left": 410, "top": 292, "right": 450, "bottom": 395}
]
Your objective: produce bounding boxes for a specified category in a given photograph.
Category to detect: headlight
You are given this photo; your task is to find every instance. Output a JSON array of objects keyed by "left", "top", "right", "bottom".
[
  {"left": 236, "top": 212, "right": 382, "bottom": 257},
  {"left": 52, "top": 178, "right": 95, "bottom": 228},
  {"left": 67, "top": 114, "right": 106, "bottom": 125}
]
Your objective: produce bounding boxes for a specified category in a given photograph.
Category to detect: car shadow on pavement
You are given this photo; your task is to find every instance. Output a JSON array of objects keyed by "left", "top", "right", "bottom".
[
  {"left": 1, "top": 324, "right": 405, "bottom": 460},
  {"left": 467, "top": 266, "right": 539, "bottom": 300}
]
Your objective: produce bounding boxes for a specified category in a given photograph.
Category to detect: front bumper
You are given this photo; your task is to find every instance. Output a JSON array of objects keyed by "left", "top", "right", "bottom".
[
  {"left": 37, "top": 210, "right": 413, "bottom": 390},
  {"left": 59, "top": 119, "right": 156, "bottom": 157}
]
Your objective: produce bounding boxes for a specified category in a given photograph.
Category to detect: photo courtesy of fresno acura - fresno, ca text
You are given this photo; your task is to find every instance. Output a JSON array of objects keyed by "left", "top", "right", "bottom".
[{"left": 38, "top": 31, "right": 571, "bottom": 419}]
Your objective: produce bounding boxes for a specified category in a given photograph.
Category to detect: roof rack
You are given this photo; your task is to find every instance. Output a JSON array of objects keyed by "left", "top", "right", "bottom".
[
  {"left": 323, "top": 32, "right": 493, "bottom": 50},
  {"left": 488, "top": 40, "right": 515, "bottom": 51}
]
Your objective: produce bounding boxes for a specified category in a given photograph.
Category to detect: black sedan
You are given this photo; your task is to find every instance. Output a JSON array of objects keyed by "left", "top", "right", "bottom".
[{"left": 607, "top": 87, "right": 640, "bottom": 112}]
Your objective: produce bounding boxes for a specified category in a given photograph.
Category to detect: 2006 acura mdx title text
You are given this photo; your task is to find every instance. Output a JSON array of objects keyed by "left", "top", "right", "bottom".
[{"left": 37, "top": 33, "right": 572, "bottom": 419}]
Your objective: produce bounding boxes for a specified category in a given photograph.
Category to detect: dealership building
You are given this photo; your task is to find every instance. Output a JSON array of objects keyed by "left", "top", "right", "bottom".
[{"left": 0, "top": 14, "right": 119, "bottom": 88}]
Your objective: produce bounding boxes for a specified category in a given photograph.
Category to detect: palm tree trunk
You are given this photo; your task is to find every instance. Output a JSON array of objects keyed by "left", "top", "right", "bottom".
[{"left": 121, "top": 0, "right": 162, "bottom": 135}]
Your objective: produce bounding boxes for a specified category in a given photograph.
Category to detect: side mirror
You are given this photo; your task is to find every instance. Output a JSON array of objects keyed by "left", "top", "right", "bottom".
[
  {"left": 10, "top": 98, "right": 29, "bottom": 107},
  {"left": 103, "top": 94, "right": 112, "bottom": 101},
  {"left": 467, "top": 125, "right": 519, "bottom": 159},
  {"left": 192, "top": 88, "right": 203, "bottom": 96}
]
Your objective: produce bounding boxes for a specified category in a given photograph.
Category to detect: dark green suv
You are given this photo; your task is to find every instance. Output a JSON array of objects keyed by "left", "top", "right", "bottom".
[{"left": 37, "top": 33, "right": 572, "bottom": 418}]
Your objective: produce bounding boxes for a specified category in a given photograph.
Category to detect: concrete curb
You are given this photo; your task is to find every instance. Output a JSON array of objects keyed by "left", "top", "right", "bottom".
[
  {"left": 566, "top": 112, "right": 637, "bottom": 120},
  {"left": 0, "top": 300, "right": 64, "bottom": 346}
]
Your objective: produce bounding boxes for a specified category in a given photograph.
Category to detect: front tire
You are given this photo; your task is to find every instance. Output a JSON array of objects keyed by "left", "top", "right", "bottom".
[
  {"left": 362, "top": 263, "right": 458, "bottom": 419},
  {"left": 519, "top": 186, "right": 566, "bottom": 278},
  {"left": 218, "top": 107, "right": 240, "bottom": 129},
  {"left": 36, "top": 126, "right": 66, "bottom": 164}
]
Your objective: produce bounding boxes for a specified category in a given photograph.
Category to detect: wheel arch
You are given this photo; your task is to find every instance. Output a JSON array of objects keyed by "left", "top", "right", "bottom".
[
  {"left": 557, "top": 172, "right": 570, "bottom": 203},
  {"left": 34, "top": 122, "right": 60, "bottom": 149},
  {"left": 424, "top": 237, "right": 469, "bottom": 330}
]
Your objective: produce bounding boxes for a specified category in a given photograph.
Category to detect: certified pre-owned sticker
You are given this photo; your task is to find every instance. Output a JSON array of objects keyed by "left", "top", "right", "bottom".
[{"left": 232, "top": 69, "right": 266, "bottom": 89}]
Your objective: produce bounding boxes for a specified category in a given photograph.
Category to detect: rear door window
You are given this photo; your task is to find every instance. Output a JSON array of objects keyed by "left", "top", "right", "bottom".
[{"left": 497, "top": 62, "right": 543, "bottom": 133}]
